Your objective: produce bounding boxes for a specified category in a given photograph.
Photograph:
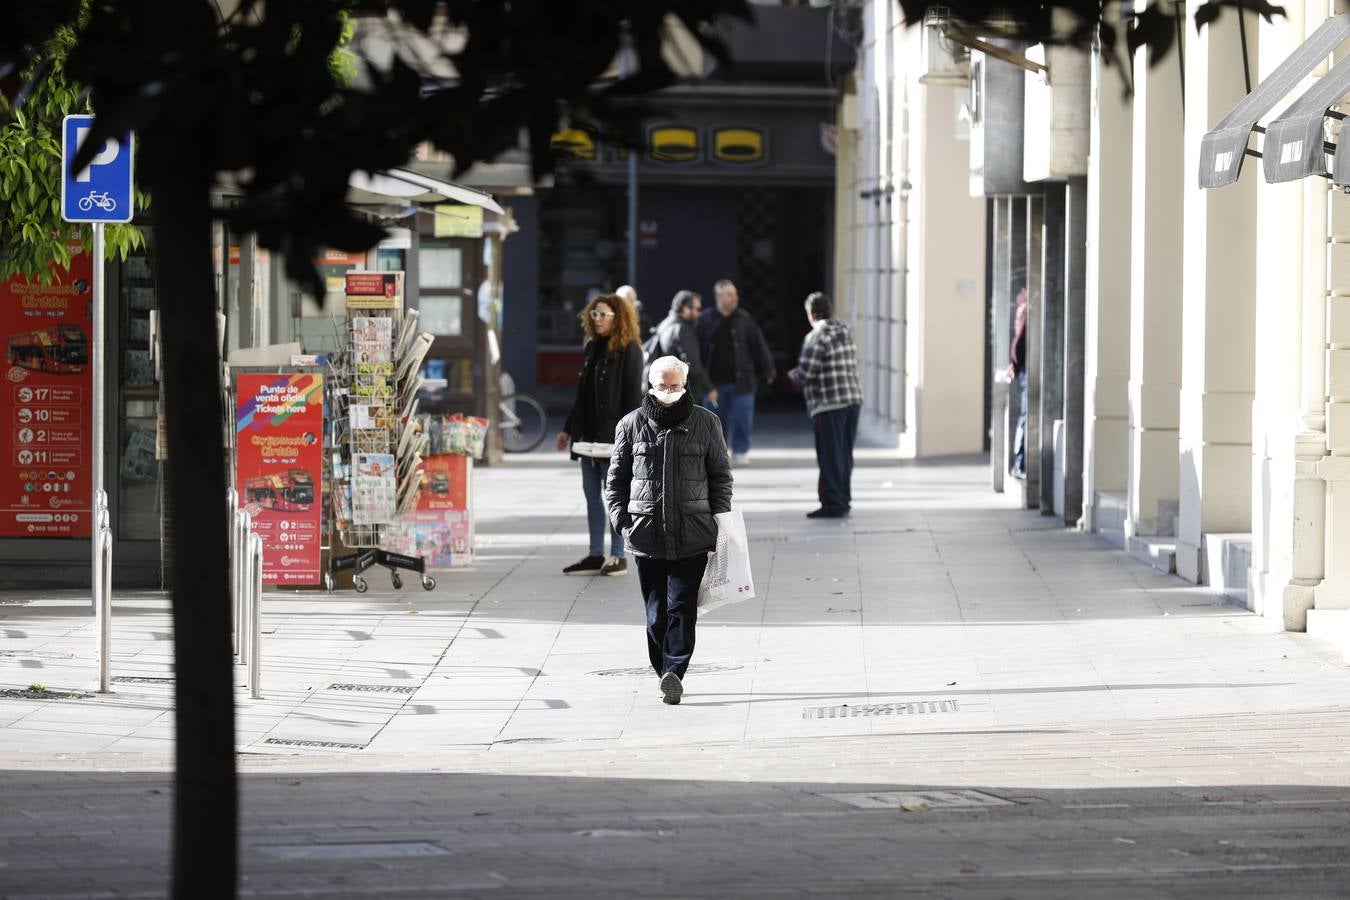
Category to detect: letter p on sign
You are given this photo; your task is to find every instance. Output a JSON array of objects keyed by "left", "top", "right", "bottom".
[{"left": 61, "top": 114, "right": 135, "bottom": 224}]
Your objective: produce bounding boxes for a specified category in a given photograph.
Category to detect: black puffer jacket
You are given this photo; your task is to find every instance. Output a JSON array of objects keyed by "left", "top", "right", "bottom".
[
  {"left": 604, "top": 396, "right": 734, "bottom": 560},
  {"left": 563, "top": 337, "right": 644, "bottom": 459}
]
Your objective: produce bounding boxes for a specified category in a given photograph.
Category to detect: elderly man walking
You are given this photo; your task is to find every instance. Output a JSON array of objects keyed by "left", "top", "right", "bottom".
[
  {"left": 697, "top": 279, "right": 774, "bottom": 466},
  {"left": 788, "top": 292, "right": 863, "bottom": 519},
  {"left": 605, "top": 355, "right": 733, "bottom": 705}
]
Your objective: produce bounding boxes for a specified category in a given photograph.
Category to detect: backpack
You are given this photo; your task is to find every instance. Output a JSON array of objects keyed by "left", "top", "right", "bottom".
[{"left": 641, "top": 319, "right": 689, "bottom": 387}]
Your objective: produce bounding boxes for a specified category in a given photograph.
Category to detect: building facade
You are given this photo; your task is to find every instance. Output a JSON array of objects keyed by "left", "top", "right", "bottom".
[{"left": 844, "top": 1, "right": 1350, "bottom": 656}]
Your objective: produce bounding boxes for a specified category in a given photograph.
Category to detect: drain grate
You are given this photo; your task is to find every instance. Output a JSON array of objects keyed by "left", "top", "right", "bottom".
[
  {"left": 0, "top": 688, "right": 89, "bottom": 700},
  {"left": 327, "top": 683, "right": 418, "bottom": 694},
  {"left": 591, "top": 663, "right": 743, "bottom": 677},
  {"left": 822, "top": 789, "right": 1012, "bottom": 810},
  {"left": 258, "top": 841, "right": 453, "bottom": 860},
  {"left": 0, "top": 650, "right": 74, "bottom": 659},
  {"left": 262, "top": 737, "right": 367, "bottom": 750},
  {"left": 112, "top": 676, "right": 174, "bottom": 685},
  {"left": 802, "top": 699, "right": 959, "bottom": 719}
]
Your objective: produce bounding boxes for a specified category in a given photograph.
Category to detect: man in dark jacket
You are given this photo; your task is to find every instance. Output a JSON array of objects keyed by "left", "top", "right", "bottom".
[
  {"left": 1005, "top": 286, "right": 1029, "bottom": 478},
  {"left": 697, "top": 279, "right": 774, "bottom": 466},
  {"left": 648, "top": 290, "right": 717, "bottom": 406},
  {"left": 605, "top": 355, "right": 734, "bottom": 705}
]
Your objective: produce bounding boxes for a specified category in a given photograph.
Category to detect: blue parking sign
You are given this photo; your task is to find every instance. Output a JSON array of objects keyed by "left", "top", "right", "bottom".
[{"left": 61, "top": 115, "right": 134, "bottom": 224}]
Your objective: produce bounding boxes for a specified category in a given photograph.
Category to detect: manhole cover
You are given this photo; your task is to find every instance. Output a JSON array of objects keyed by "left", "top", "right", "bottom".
[
  {"left": 257, "top": 841, "right": 453, "bottom": 860},
  {"left": 327, "top": 683, "right": 417, "bottom": 694},
  {"left": 0, "top": 688, "right": 90, "bottom": 700},
  {"left": 822, "top": 789, "right": 1013, "bottom": 810},
  {"left": 591, "top": 663, "right": 743, "bottom": 677},
  {"left": 802, "top": 699, "right": 959, "bottom": 719},
  {"left": 112, "top": 676, "right": 175, "bottom": 685},
  {"left": 262, "top": 738, "right": 367, "bottom": 750}
]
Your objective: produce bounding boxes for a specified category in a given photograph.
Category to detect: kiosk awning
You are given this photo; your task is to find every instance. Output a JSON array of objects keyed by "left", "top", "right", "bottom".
[
  {"left": 346, "top": 168, "right": 504, "bottom": 213},
  {"left": 1199, "top": 13, "right": 1350, "bottom": 189},
  {"left": 1263, "top": 52, "right": 1350, "bottom": 183}
]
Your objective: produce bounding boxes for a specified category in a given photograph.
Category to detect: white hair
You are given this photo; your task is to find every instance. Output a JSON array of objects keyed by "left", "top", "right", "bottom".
[
  {"left": 648, "top": 355, "right": 689, "bottom": 386},
  {"left": 615, "top": 284, "right": 638, "bottom": 303}
]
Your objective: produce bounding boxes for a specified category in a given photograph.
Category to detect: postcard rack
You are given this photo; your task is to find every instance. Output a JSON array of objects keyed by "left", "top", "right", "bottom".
[{"left": 325, "top": 272, "right": 437, "bottom": 593}]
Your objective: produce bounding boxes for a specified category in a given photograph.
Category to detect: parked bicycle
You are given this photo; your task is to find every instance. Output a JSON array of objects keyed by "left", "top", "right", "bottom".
[{"left": 498, "top": 372, "right": 547, "bottom": 452}]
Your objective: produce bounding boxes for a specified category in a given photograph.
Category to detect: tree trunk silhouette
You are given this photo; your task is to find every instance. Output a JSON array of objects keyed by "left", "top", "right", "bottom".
[{"left": 146, "top": 159, "right": 238, "bottom": 898}]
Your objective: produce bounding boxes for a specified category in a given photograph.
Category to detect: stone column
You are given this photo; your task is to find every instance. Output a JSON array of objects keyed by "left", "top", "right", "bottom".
[
  {"left": 1063, "top": 175, "right": 1088, "bottom": 526},
  {"left": 1317, "top": 186, "right": 1350, "bottom": 611},
  {"left": 991, "top": 196, "right": 1013, "bottom": 492},
  {"left": 1039, "top": 186, "right": 1066, "bottom": 515},
  {"left": 1126, "top": 36, "right": 1184, "bottom": 541},
  {"left": 1083, "top": 27, "right": 1132, "bottom": 534},
  {"left": 1024, "top": 193, "right": 1044, "bottom": 509},
  {"left": 1176, "top": 8, "right": 1258, "bottom": 583}
]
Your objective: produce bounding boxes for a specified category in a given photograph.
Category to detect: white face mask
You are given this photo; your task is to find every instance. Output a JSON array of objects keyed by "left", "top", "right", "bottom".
[{"left": 649, "top": 387, "right": 687, "bottom": 404}]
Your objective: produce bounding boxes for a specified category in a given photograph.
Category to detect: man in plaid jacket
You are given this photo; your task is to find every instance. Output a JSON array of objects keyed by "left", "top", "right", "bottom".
[{"left": 788, "top": 292, "right": 864, "bottom": 519}]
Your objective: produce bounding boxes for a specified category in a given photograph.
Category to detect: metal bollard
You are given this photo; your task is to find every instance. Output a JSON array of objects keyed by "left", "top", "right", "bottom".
[
  {"left": 234, "top": 509, "right": 251, "bottom": 664},
  {"left": 97, "top": 526, "right": 112, "bottom": 692},
  {"left": 247, "top": 532, "right": 263, "bottom": 699}
]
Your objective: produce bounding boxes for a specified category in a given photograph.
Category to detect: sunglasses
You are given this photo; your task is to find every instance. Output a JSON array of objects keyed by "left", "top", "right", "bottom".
[{"left": 589, "top": 310, "right": 615, "bottom": 319}]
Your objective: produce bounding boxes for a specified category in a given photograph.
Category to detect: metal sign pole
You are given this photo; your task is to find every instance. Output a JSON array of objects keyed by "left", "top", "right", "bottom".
[{"left": 91, "top": 222, "right": 107, "bottom": 616}]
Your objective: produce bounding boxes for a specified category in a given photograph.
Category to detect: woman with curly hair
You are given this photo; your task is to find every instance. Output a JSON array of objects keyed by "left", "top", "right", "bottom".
[{"left": 555, "top": 292, "right": 644, "bottom": 577}]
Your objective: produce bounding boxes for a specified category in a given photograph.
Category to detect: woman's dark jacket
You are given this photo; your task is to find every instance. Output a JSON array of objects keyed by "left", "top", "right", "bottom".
[
  {"left": 563, "top": 336, "right": 644, "bottom": 460},
  {"left": 604, "top": 396, "right": 734, "bottom": 560}
]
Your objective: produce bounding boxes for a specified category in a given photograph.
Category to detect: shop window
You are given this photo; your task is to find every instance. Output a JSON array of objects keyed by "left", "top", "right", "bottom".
[
  {"left": 419, "top": 246, "right": 463, "bottom": 289},
  {"left": 117, "top": 232, "right": 161, "bottom": 541},
  {"left": 419, "top": 296, "right": 462, "bottom": 337}
]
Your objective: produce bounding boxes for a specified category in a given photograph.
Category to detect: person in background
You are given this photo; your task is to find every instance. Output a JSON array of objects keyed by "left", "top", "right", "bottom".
[
  {"left": 556, "top": 293, "right": 644, "bottom": 577},
  {"left": 697, "top": 279, "right": 774, "bottom": 466},
  {"left": 1006, "top": 286, "right": 1029, "bottom": 479},
  {"left": 649, "top": 290, "right": 716, "bottom": 407},
  {"left": 605, "top": 356, "right": 734, "bottom": 705},
  {"left": 788, "top": 292, "right": 863, "bottom": 519},
  {"left": 616, "top": 284, "right": 652, "bottom": 339}
]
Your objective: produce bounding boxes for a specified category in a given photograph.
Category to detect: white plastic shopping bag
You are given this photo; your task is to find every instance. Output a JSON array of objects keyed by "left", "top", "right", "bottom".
[{"left": 697, "top": 510, "right": 755, "bottom": 614}]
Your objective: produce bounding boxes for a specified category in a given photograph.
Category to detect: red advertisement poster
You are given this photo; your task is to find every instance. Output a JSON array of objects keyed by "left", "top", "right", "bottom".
[
  {"left": 234, "top": 372, "right": 324, "bottom": 585},
  {"left": 0, "top": 245, "right": 94, "bottom": 538}
]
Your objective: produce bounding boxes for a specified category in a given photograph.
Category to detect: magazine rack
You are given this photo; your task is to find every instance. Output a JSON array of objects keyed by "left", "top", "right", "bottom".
[{"left": 326, "top": 272, "right": 437, "bottom": 593}]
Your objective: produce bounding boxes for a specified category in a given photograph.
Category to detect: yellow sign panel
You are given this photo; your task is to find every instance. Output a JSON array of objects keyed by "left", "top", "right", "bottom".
[
  {"left": 550, "top": 128, "right": 596, "bottom": 160},
  {"left": 433, "top": 204, "right": 484, "bottom": 238},
  {"left": 714, "top": 127, "right": 765, "bottom": 163},
  {"left": 649, "top": 126, "right": 699, "bottom": 162}
]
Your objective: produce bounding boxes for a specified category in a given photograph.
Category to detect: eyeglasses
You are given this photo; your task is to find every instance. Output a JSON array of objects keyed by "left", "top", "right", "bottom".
[
  {"left": 589, "top": 310, "right": 615, "bottom": 320},
  {"left": 651, "top": 383, "right": 685, "bottom": 394}
]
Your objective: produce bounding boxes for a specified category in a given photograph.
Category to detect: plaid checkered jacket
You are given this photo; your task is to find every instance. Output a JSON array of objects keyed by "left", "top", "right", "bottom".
[{"left": 789, "top": 318, "right": 863, "bottom": 417}]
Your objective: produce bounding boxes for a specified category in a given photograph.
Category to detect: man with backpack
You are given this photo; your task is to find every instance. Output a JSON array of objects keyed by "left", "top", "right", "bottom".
[{"left": 643, "top": 290, "right": 716, "bottom": 407}]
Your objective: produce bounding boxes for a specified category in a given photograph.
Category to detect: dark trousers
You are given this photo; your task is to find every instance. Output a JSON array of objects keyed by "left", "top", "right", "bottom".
[
  {"left": 814, "top": 404, "right": 861, "bottom": 513},
  {"left": 635, "top": 554, "right": 709, "bottom": 678}
]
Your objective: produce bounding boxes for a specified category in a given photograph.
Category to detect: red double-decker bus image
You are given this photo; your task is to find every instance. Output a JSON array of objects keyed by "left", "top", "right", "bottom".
[
  {"left": 243, "top": 468, "right": 315, "bottom": 512},
  {"left": 6, "top": 325, "right": 88, "bottom": 374}
]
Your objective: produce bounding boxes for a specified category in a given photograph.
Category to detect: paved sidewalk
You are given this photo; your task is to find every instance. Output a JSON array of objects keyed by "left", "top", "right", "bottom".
[
  {"left": 1, "top": 443, "right": 1348, "bottom": 754},
  {"left": 5, "top": 430, "right": 1350, "bottom": 898}
]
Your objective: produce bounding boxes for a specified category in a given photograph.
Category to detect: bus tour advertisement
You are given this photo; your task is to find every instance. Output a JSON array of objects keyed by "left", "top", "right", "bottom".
[
  {"left": 0, "top": 244, "right": 93, "bottom": 539},
  {"left": 234, "top": 372, "right": 324, "bottom": 585}
]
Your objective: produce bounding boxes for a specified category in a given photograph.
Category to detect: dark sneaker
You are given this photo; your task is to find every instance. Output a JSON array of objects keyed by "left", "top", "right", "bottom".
[
  {"left": 806, "top": 507, "right": 849, "bottom": 519},
  {"left": 600, "top": 556, "right": 627, "bottom": 576},
  {"left": 563, "top": 555, "right": 605, "bottom": 576},
  {"left": 660, "top": 671, "right": 683, "bottom": 705}
]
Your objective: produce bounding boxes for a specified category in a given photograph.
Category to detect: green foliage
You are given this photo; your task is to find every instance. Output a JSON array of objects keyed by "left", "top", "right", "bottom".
[
  {"left": 329, "top": 9, "right": 358, "bottom": 86},
  {"left": 0, "top": 15, "right": 148, "bottom": 285}
]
